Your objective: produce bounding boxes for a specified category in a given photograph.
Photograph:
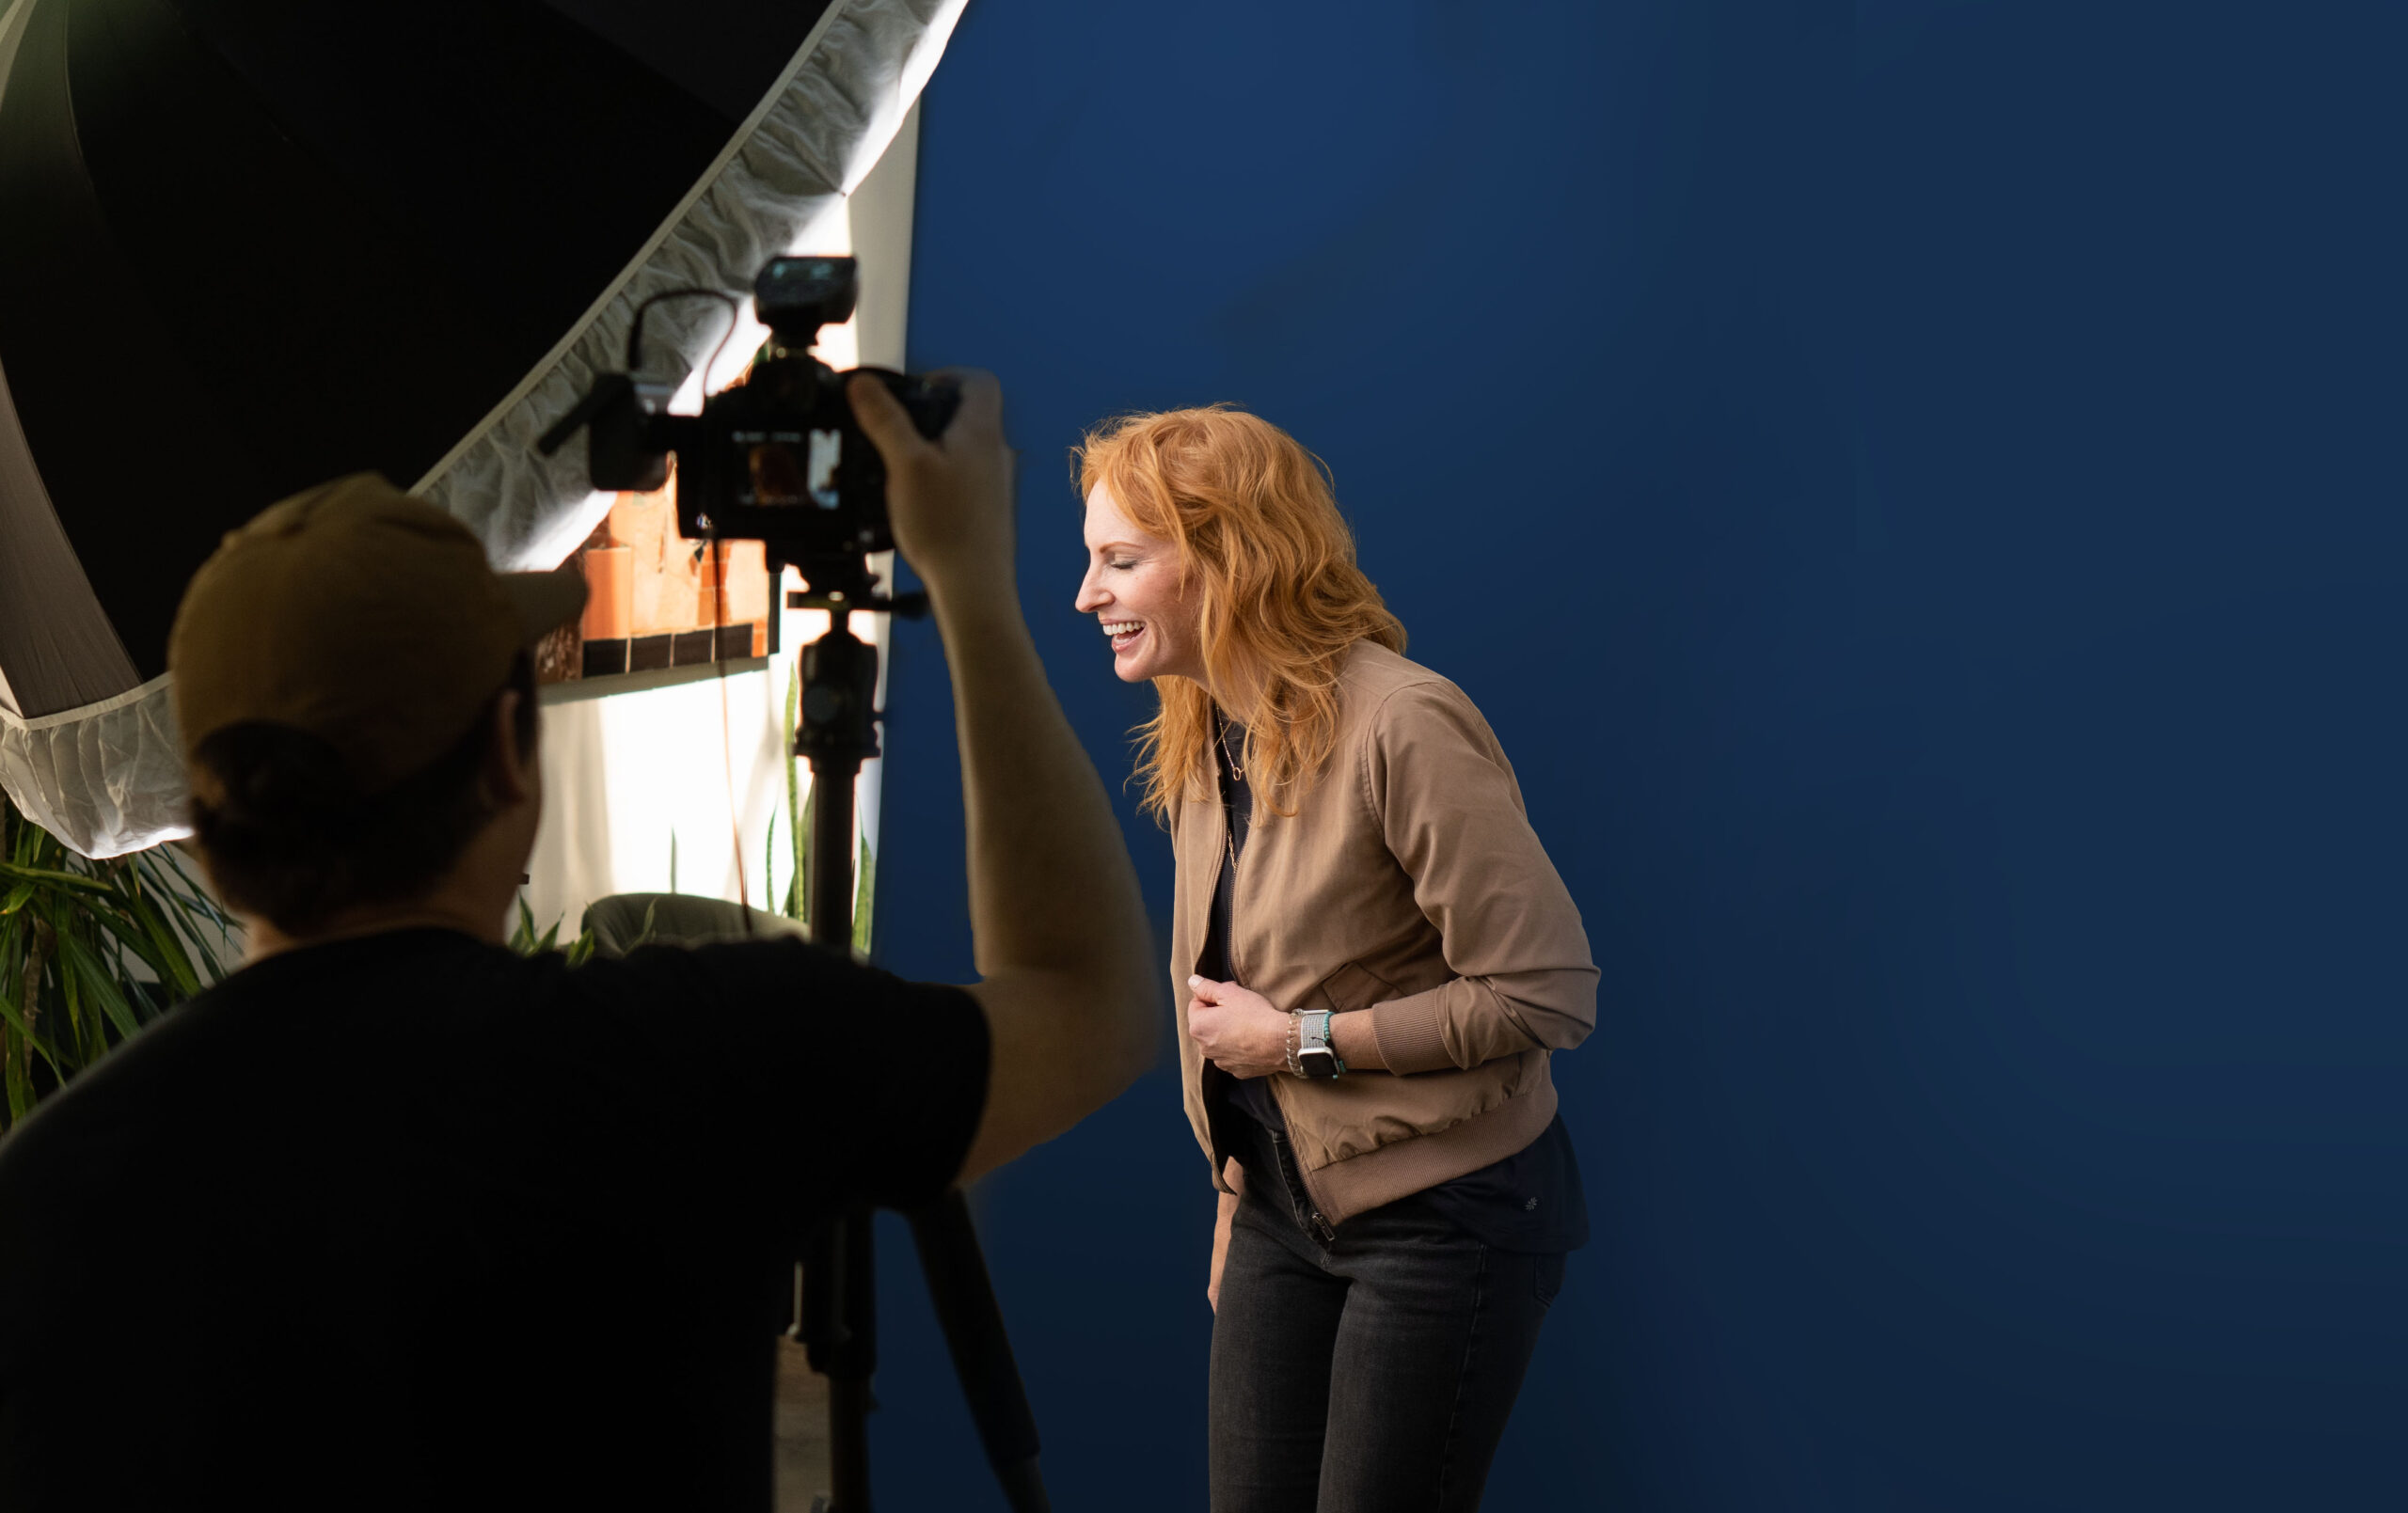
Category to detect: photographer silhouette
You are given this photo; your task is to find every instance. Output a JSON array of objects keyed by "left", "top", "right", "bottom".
[{"left": 0, "top": 373, "right": 1156, "bottom": 1511}]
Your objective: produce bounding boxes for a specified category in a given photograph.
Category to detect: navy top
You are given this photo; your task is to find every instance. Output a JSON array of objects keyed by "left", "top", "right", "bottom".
[{"left": 1196, "top": 717, "right": 1587, "bottom": 1253}]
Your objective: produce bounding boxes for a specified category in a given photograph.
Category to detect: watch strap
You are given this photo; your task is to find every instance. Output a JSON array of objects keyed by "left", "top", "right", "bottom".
[{"left": 1293, "top": 1010, "right": 1344, "bottom": 1079}]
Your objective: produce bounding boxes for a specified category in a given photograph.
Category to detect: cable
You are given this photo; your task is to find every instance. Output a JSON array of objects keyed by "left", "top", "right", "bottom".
[
  {"left": 621, "top": 288, "right": 742, "bottom": 380},
  {"left": 703, "top": 519, "right": 754, "bottom": 934}
]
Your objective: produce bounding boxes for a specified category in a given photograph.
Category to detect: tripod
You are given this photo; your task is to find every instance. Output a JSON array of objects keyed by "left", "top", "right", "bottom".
[{"left": 782, "top": 552, "right": 1049, "bottom": 1513}]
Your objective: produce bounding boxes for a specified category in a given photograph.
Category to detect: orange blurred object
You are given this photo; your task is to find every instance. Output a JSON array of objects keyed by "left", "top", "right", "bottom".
[
  {"left": 717, "top": 541, "right": 770, "bottom": 624},
  {"left": 579, "top": 546, "right": 633, "bottom": 639},
  {"left": 594, "top": 481, "right": 769, "bottom": 652},
  {"left": 609, "top": 488, "right": 705, "bottom": 637}
]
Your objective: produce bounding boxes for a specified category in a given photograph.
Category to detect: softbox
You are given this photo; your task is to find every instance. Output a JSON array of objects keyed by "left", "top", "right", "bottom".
[{"left": 0, "top": 0, "right": 961, "bottom": 857}]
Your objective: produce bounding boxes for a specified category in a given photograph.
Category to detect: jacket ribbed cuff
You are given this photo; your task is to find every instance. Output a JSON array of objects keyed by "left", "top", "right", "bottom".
[{"left": 1370, "top": 995, "right": 1455, "bottom": 1075}]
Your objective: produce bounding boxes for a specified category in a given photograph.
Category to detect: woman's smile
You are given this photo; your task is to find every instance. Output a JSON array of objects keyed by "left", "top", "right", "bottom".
[{"left": 1101, "top": 617, "right": 1147, "bottom": 654}]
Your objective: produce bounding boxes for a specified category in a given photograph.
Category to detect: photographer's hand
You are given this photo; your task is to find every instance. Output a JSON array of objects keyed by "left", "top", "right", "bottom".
[
  {"left": 848, "top": 370, "right": 1014, "bottom": 591},
  {"left": 848, "top": 370, "right": 1156, "bottom": 1184}
]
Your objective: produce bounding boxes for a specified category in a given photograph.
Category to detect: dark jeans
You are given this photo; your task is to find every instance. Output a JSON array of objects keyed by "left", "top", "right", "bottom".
[{"left": 1209, "top": 1126, "right": 1564, "bottom": 1513}]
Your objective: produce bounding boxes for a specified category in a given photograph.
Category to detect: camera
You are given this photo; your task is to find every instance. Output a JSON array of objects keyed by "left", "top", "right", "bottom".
[{"left": 539, "top": 256, "right": 958, "bottom": 564}]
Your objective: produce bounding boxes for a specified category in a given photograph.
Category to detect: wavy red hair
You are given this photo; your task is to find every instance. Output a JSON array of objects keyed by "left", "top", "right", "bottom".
[{"left": 1075, "top": 405, "right": 1404, "bottom": 821}]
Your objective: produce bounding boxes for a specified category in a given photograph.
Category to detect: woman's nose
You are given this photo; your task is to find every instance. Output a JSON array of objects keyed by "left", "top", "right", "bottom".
[{"left": 1073, "top": 568, "right": 1107, "bottom": 613}]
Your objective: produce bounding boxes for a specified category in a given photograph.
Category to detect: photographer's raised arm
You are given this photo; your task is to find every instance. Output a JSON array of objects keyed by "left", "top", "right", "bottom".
[{"left": 849, "top": 372, "right": 1158, "bottom": 1184}]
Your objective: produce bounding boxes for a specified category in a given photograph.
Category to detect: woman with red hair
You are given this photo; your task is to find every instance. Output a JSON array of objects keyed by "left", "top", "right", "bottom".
[{"left": 1073, "top": 405, "right": 1598, "bottom": 1511}]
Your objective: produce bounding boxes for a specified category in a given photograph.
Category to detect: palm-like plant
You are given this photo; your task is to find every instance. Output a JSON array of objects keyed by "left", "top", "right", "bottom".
[
  {"left": 510, "top": 895, "right": 601, "bottom": 968},
  {"left": 0, "top": 794, "right": 238, "bottom": 1131}
]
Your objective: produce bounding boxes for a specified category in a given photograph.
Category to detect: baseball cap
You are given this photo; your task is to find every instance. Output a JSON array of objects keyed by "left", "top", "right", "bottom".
[{"left": 169, "top": 473, "right": 587, "bottom": 797}]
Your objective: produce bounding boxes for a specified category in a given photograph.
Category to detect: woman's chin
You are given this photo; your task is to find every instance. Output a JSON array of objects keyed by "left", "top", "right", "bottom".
[
  {"left": 1111, "top": 641, "right": 1158, "bottom": 682},
  {"left": 1110, "top": 638, "right": 1195, "bottom": 684}
]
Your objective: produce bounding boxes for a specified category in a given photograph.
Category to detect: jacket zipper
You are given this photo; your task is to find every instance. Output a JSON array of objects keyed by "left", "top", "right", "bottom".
[
  {"left": 1221, "top": 763, "right": 1337, "bottom": 1243},
  {"left": 1286, "top": 1118, "right": 1339, "bottom": 1243},
  {"left": 1225, "top": 789, "right": 1336, "bottom": 1240}
]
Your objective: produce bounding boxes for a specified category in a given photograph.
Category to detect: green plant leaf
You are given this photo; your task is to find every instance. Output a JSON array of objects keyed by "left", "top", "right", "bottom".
[
  {"left": 124, "top": 893, "right": 203, "bottom": 1000},
  {"left": 83, "top": 894, "right": 179, "bottom": 983},
  {"left": 56, "top": 931, "right": 141, "bottom": 1042},
  {"left": 784, "top": 661, "right": 807, "bottom": 923},
  {"left": 0, "top": 982, "right": 46, "bottom": 1053},
  {"left": 852, "top": 836, "right": 876, "bottom": 957},
  {"left": 135, "top": 847, "right": 236, "bottom": 985},
  {"left": 0, "top": 862, "right": 111, "bottom": 894},
  {"left": 147, "top": 844, "right": 240, "bottom": 943},
  {"left": 0, "top": 798, "right": 234, "bottom": 1130}
]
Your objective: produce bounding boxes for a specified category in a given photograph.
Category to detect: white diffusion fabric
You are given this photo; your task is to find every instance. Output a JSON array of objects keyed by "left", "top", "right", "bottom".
[
  {"left": 416, "top": 0, "right": 968, "bottom": 570},
  {"left": 0, "top": 674, "right": 187, "bottom": 859},
  {"left": 0, "top": 0, "right": 180, "bottom": 861}
]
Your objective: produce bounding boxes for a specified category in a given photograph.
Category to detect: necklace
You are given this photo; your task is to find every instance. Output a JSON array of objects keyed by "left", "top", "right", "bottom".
[
  {"left": 1215, "top": 716, "right": 1245, "bottom": 783},
  {"left": 1215, "top": 715, "right": 1247, "bottom": 881}
]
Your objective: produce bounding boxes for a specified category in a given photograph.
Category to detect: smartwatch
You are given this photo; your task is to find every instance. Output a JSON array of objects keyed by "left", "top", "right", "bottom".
[{"left": 1294, "top": 1009, "right": 1345, "bottom": 1080}]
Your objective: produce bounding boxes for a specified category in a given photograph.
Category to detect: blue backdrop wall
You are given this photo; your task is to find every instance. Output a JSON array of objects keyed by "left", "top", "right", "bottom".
[{"left": 862, "top": 3, "right": 2408, "bottom": 1507}]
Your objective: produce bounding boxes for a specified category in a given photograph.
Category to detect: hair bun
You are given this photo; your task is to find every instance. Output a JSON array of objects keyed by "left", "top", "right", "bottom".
[{"left": 194, "top": 722, "right": 361, "bottom": 830}]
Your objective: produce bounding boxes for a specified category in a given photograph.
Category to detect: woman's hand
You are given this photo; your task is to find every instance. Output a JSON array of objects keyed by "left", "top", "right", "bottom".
[{"left": 1187, "top": 975, "right": 1291, "bottom": 1080}]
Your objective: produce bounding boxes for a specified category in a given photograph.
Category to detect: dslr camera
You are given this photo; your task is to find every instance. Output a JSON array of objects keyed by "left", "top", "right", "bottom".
[{"left": 539, "top": 256, "right": 958, "bottom": 563}]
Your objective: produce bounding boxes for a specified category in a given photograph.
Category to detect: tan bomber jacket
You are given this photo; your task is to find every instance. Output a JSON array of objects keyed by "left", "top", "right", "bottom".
[{"left": 1168, "top": 640, "right": 1598, "bottom": 1225}]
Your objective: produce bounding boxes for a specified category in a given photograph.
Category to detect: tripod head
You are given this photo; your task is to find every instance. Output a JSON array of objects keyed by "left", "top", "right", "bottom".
[{"left": 778, "top": 551, "right": 923, "bottom": 776}]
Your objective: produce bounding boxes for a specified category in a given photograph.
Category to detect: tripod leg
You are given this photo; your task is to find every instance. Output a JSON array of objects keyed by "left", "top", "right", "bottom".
[
  {"left": 910, "top": 1192, "right": 1050, "bottom": 1512},
  {"left": 800, "top": 1209, "right": 878, "bottom": 1511}
]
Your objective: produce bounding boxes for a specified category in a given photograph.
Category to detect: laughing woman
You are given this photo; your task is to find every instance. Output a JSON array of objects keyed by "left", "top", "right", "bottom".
[{"left": 1072, "top": 406, "right": 1597, "bottom": 1513}]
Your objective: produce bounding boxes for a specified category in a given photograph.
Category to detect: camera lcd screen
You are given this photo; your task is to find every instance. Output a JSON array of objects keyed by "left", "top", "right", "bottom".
[{"left": 734, "top": 430, "right": 843, "bottom": 511}]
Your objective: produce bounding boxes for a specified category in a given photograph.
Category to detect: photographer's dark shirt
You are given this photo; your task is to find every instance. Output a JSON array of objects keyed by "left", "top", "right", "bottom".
[{"left": 0, "top": 928, "right": 988, "bottom": 1512}]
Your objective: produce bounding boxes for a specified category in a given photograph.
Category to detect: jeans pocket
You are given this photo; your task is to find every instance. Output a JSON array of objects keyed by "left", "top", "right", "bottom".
[{"left": 1533, "top": 1252, "right": 1565, "bottom": 1310}]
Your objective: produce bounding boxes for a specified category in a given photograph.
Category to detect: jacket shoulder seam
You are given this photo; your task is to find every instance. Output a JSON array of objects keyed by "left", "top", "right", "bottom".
[{"left": 1354, "top": 672, "right": 1471, "bottom": 822}]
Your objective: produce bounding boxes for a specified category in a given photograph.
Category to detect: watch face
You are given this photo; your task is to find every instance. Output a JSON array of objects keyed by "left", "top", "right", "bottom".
[{"left": 1298, "top": 1046, "right": 1341, "bottom": 1080}]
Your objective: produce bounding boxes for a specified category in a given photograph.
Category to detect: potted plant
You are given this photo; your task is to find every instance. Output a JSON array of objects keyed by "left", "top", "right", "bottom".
[{"left": 0, "top": 794, "right": 237, "bottom": 1132}]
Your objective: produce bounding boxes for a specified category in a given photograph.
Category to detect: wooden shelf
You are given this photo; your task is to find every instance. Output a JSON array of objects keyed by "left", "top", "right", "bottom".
[{"left": 537, "top": 656, "right": 769, "bottom": 705}]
